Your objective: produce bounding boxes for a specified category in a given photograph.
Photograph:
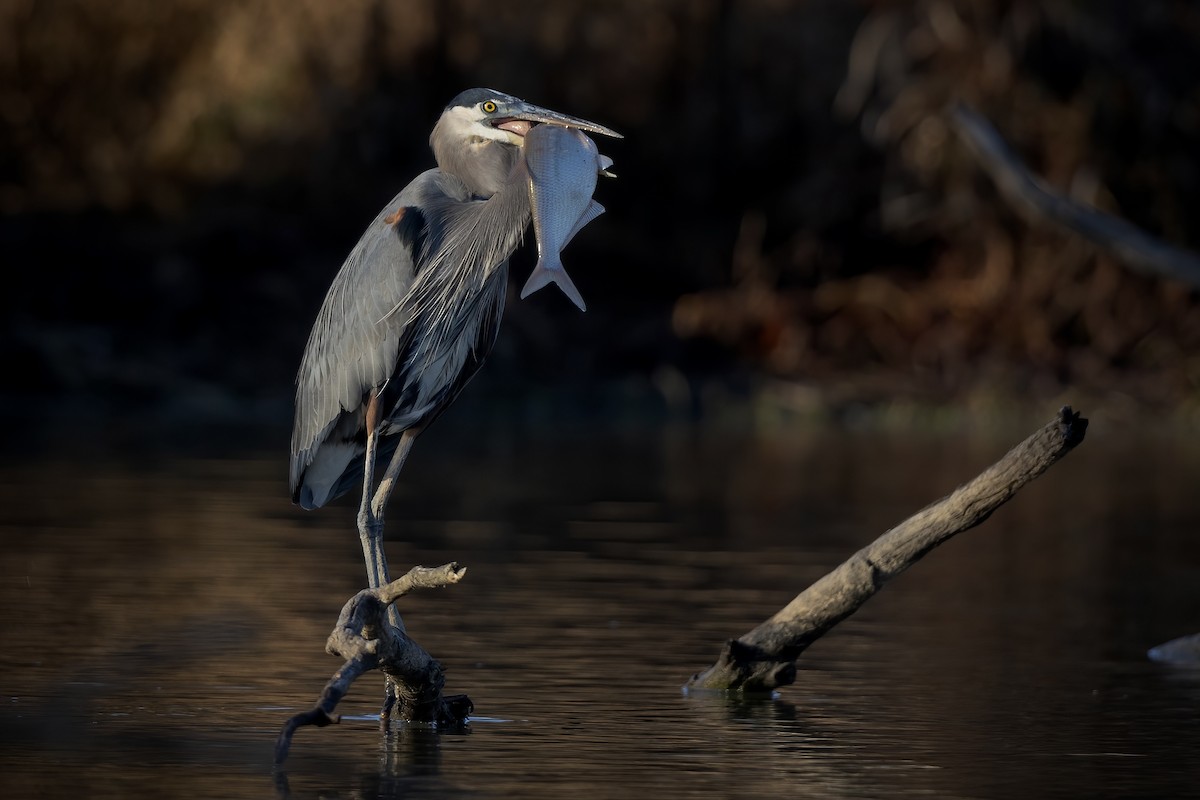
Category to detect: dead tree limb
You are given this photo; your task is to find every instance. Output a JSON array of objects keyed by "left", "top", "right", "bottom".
[
  {"left": 687, "top": 406, "right": 1088, "bottom": 693},
  {"left": 275, "top": 562, "right": 472, "bottom": 765},
  {"left": 950, "top": 104, "right": 1200, "bottom": 289}
]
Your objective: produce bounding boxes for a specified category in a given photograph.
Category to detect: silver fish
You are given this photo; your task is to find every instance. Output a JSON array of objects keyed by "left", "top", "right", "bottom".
[{"left": 520, "top": 124, "right": 612, "bottom": 311}]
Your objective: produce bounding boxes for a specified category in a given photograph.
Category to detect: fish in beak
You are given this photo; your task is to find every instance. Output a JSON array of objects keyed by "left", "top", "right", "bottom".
[{"left": 519, "top": 124, "right": 614, "bottom": 311}]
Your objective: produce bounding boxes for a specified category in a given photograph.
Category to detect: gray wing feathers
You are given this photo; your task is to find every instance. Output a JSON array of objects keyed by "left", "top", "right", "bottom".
[
  {"left": 288, "top": 165, "right": 530, "bottom": 500},
  {"left": 290, "top": 173, "right": 450, "bottom": 491}
]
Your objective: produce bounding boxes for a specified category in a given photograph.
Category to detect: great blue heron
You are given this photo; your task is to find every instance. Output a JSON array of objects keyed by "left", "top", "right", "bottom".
[{"left": 289, "top": 89, "right": 620, "bottom": 622}]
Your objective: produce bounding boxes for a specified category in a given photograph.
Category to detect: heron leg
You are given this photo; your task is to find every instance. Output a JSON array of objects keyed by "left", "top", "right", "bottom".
[
  {"left": 356, "top": 392, "right": 393, "bottom": 594},
  {"left": 353, "top": 392, "right": 404, "bottom": 714},
  {"left": 371, "top": 427, "right": 420, "bottom": 521},
  {"left": 368, "top": 428, "right": 418, "bottom": 632},
  {"left": 356, "top": 397, "right": 419, "bottom": 633}
]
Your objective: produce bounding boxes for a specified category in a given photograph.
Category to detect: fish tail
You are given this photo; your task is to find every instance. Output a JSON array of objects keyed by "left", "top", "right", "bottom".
[{"left": 520, "top": 259, "right": 587, "bottom": 311}]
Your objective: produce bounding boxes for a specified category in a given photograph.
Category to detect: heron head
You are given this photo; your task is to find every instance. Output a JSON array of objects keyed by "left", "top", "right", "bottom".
[
  {"left": 434, "top": 88, "right": 621, "bottom": 149},
  {"left": 431, "top": 88, "right": 620, "bottom": 196}
]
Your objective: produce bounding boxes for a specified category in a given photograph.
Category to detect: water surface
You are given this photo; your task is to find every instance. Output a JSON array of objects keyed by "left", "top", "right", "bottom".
[{"left": 1, "top": 418, "right": 1198, "bottom": 798}]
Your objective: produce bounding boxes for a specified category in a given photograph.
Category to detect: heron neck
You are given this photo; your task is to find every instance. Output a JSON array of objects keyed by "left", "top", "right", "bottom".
[
  {"left": 475, "top": 158, "right": 532, "bottom": 277},
  {"left": 433, "top": 135, "right": 520, "bottom": 198}
]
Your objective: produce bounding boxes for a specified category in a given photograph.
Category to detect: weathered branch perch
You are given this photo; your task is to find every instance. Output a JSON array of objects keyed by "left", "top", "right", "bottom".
[
  {"left": 687, "top": 406, "right": 1088, "bottom": 692},
  {"left": 274, "top": 562, "right": 472, "bottom": 765},
  {"left": 950, "top": 104, "right": 1200, "bottom": 289}
]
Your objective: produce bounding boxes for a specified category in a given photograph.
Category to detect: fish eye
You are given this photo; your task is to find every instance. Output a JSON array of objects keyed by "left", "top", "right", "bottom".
[{"left": 481, "top": 100, "right": 497, "bottom": 114}]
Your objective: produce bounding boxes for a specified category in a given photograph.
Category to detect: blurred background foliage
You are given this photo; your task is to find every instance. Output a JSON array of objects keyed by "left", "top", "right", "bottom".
[{"left": 2, "top": 0, "right": 1199, "bottom": 429}]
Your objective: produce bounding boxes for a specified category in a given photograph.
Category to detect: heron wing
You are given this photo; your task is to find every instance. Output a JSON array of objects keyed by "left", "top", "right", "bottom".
[
  {"left": 323, "top": 273, "right": 508, "bottom": 505},
  {"left": 288, "top": 170, "right": 471, "bottom": 496}
]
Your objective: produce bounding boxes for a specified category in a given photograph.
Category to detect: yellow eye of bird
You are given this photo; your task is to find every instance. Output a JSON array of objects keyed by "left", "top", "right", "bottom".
[{"left": 482, "top": 100, "right": 497, "bottom": 113}]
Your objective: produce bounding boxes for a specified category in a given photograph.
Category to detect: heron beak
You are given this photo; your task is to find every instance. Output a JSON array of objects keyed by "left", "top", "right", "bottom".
[{"left": 497, "top": 101, "right": 623, "bottom": 139}]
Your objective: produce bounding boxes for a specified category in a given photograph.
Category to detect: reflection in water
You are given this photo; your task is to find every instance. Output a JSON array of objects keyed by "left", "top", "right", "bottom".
[
  {"left": 1, "top": 422, "right": 1199, "bottom": 798},
  {"left": 275, "top": 726, "right": 449, "bottom": 799}
]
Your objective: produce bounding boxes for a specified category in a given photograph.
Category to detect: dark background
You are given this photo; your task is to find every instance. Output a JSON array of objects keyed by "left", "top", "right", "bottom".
[{"left": 3, "top": 0, "right": 1199, "bottom": 436}]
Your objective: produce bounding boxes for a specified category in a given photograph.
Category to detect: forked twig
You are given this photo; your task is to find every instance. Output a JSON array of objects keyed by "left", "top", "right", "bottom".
[{"left": 275, "top": 562, "right": 472, "bottom": 764}]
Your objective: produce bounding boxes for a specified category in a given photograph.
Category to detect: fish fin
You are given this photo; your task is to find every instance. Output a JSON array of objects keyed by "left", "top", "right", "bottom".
[
  {"left": 520, "top": 261, "right": 587, "bottom": 312},
  {"left": 599, "top": 154, "right": 617, "bottom": 178},
  {"left": 562, "top": 201, "right": 605, "bottom": 248}
]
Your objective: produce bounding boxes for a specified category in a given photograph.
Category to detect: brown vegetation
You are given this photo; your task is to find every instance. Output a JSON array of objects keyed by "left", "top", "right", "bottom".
[{"left": 2, "top": 1, "right": 1199, "bottom": 417}]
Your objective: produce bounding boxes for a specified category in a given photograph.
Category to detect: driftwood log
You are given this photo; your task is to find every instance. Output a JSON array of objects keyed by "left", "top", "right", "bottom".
[
  {"left": 687, "top": 406, "right": 1088, "bottom": 692},
  {"left": 274, "top": 563, "right": 472, "bottom": 765}
]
